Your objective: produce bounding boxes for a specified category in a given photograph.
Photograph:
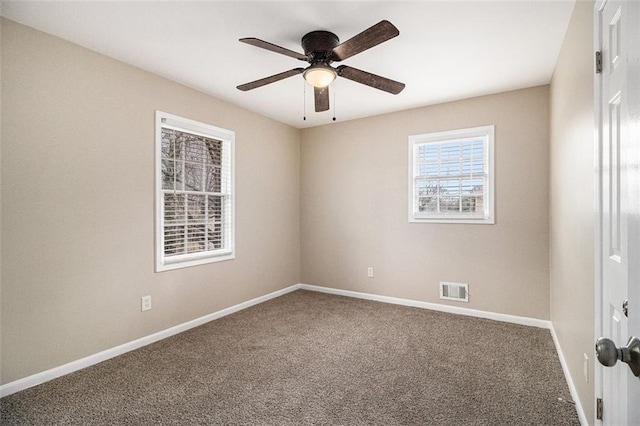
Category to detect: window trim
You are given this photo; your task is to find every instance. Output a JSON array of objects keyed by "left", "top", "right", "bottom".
[
  {"left": 408, "top": 125, "right": 495, "bottom": 224},
  {"left": 155, "top": 110, "right": 235, "bottom": 272}
]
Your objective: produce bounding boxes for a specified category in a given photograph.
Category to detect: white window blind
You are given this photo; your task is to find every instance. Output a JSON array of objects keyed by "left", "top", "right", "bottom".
[
  {"left": 408, "top": 125, "right": 494, "bottom": 224},
  {"left": 156, "top": 111, "right": 235, "bottom": 271}
]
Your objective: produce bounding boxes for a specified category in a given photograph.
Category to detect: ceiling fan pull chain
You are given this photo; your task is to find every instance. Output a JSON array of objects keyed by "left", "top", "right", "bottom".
[
  {"left": 332, "top": 87, "right": 337, "bottom": 122},
  {"left": 303, "top": 80, "right": 307, "bottom": 121}
]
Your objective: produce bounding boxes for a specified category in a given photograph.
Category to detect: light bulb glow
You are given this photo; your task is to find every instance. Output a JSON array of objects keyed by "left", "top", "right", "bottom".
[{"left": 303, "top": 66, "right": 336, "bottom": 88}]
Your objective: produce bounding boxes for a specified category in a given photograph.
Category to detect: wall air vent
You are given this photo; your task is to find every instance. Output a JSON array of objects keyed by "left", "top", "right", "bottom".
[{"left": 440, "top": 282, "right": 469, "bottom": 302}]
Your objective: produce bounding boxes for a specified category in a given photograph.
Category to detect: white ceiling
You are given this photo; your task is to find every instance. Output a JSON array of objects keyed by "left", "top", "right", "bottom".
[{"left": 1, "top": 1, "right": 575, "bottom": 129}]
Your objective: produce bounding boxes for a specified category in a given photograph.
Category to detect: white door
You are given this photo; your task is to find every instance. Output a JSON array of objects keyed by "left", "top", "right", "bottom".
[{"left": 596, "top": 0, "right": 640, "bottom": 424}]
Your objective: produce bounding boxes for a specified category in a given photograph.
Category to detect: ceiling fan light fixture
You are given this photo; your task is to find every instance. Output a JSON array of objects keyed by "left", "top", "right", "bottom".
[{"left": 303, "top": 65, "right": 336, "bottom": 88}]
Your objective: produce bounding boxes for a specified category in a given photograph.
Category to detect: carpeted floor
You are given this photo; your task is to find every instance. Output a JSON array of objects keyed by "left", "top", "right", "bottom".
[{"left": 1, "top": 290, "right": 579, "bottom": 425}]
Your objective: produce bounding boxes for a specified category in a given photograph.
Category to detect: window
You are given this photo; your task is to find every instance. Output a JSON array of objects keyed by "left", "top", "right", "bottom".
[
  {"left": 408, "top": 125, "right": 494, "bottom": 224},
  {"left": 155, "top": 111, "right": 235, "bottom": 271}
]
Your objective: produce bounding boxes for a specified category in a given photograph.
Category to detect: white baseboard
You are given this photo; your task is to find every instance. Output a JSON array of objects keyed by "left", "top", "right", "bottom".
[
  {"left": 550, "top": 325, "right": 589, "bottom": 425},
  {"left": 1, "top": 282, "right": 556, "bottom": 399},
  {"left": 0, "top": 284, "right": 301, "bottom": 398},
  {"left": 299, "top": 283, "right": 551, "bottom": 329}
]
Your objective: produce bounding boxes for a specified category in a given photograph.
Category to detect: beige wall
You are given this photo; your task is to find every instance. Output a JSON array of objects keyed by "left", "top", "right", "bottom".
[
  {"left": 0, "top": 18, "right": 3, "bottom": 382},
  {"left": 0, "top": 19, "right": 300, "bottom": 384},
  {"left": 300, "top": 86, "right": 550, "bottom": 319},
  {"left": 549, "top": 1, "right": 595, "bottom": 422}
]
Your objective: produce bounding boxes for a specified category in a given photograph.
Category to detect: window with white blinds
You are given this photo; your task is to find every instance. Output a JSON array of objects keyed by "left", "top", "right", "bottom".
[
  {"left": 155, "top": 111, "right": 235, "bottom": 271},
  {"left": 408, "top": 125, "right": 494, "bottom": 224}
]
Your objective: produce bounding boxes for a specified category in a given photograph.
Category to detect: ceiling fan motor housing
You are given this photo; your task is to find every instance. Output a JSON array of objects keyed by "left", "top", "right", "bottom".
[{"left": 301, "top": 31, "right": 339, "bottom": 62}]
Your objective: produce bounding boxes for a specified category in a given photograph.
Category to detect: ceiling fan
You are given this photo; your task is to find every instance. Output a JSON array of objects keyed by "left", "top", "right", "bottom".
[{"left": 236, "top": 20, "right": 405, "bottom": 113}]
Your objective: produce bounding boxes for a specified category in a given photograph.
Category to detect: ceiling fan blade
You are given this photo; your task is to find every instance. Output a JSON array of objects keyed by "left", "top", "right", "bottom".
[
  {"left": 330, "top": 20, "right": 399, "bottom": 61},
  {"left": 240, "top": 38, "right": 308, "bottom": 61},
  {"left": 337, "top": 65, "right": 405, "bottom": 94},
  {"left": 314, "top": 86, "right": 330, "bottom": 112},
  {"left": 237, "top": 68, "right": 305, "bottom": 91}
]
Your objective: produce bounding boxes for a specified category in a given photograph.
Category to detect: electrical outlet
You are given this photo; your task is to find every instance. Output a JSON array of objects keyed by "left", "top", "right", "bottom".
[
  {"left": 141, "top": 295, "right": 152, "bottom": 312},
  {"left": 583, "top": 353, "right": 589, "bottom": 383},
  {"left": 367, "top": 267, "right": 374, "bottom": 278}
]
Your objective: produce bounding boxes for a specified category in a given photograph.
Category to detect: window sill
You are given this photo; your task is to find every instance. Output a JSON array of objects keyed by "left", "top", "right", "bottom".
[
  {"left": 156, "top": 251, "right": 235, "bottom": 272},
  {"left": 409, "top": 217, "right": 495, "bottom": 225}
]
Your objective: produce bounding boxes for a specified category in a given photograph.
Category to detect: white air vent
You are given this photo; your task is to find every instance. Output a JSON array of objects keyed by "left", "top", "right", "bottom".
[{"left": 440, "top": 282, "right": 469, "bottom": 302}]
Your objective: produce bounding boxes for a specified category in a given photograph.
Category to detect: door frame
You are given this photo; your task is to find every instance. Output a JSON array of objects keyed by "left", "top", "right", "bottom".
[{"left": 593, "top": 1, "right": 605, "bottom": 424}]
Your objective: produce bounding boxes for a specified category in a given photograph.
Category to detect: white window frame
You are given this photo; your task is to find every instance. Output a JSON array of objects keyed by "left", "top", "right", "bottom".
[
  {"left": 155, "top": 111, "right": 235, "bottom": 272},
  {"left": 408, "top": 125, "right": 495, "bottom": 224}
]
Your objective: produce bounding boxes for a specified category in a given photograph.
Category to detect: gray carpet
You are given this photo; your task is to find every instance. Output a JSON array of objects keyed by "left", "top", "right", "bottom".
[{"left": 1, "top": 290, "right": 579, "bottom": 425}]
